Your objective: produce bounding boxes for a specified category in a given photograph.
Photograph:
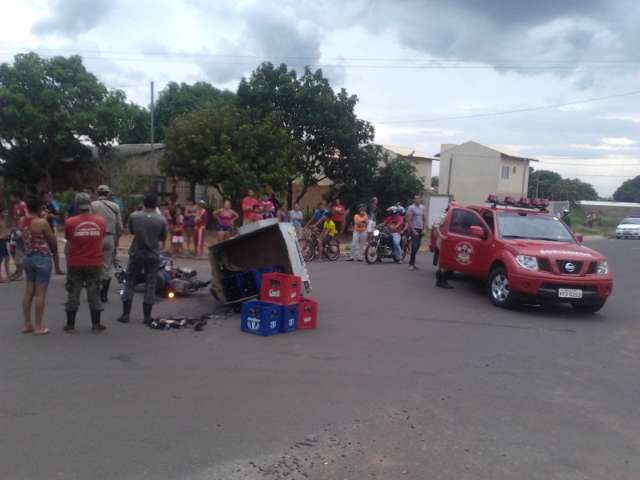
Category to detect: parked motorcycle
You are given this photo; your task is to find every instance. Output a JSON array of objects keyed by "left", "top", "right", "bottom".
[
  {"left": 114, "top": 253, "right": 210, "bottom": 299},
  {"left": 365, "top": 227, "right": 410, "bottom": 264}
]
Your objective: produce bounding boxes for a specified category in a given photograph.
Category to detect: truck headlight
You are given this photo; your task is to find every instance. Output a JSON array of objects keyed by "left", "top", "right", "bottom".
[
  {"left": 596, "top": 261, "right": 609, "bottom": 275},
  {"left": 515, "top": 255, "right": 539, "bottom": 271}
]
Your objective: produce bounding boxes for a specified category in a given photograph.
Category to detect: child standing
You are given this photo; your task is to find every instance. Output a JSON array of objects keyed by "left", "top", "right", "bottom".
[
  {"left": 194, "top": 201, "right": 209, "bottom": 257},
  {"left": 171, "top": 207, "right": 185, "bottom": 256},
  {"left": 0, "top": 207, "right": 10, "bottom": 282}
]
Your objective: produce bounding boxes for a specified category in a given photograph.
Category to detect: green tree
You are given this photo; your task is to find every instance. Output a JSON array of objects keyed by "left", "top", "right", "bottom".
[
  {"left": 237, "top": 62, "right": 374, "bottom": 206},
  {"left": 372, "top": 155, "right": 425, "bottom": 211},
  {"left": 154, "top": 81, "right": 235, "bottom": 141},
  {"left": 0, "top": 52, "right": 143, "bottom": 190},
  {"left": 613, "top": 175, "right": 640, "bottom": 202},
  {"left": 528, "top": 169, "right": 563, "bottom": 198},
  {"left": 431, "top": 176, "right": 439, "bottom": 189},
  {"left": 161, "top": 106, "right": 293, "bottom": 203}
]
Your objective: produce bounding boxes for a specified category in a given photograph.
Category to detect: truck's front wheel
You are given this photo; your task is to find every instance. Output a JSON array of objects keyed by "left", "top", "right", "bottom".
[{"left": 487, "top": 266, "right": 516, "bottom": 308}]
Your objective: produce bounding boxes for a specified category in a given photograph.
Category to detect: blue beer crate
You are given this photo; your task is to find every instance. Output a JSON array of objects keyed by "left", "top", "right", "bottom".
[
  {"left": 222, "top": 276, "right": 242, "bottom": 302},
  {"left": 279, "top": 304, "right": 299, "bottom": 333},
  {"left": 240, "top": 300, "right": 281, "bottom": 336},
  {"left": 237, "top": 271, "right": 259, "bottom": 297}
]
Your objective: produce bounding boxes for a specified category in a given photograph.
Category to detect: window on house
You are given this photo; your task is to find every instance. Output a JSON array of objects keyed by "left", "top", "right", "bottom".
[
  {"left": 501, "top": 165, "right": 510, "bottom": 179},
  {"left": 513, "top": 166, "right": 517, "bottom": 174}
]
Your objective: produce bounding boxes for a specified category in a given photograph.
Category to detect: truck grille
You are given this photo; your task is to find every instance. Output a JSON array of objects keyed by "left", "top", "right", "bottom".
[{"left": 556, "top": 260, "right": 583, "bottom": 275}]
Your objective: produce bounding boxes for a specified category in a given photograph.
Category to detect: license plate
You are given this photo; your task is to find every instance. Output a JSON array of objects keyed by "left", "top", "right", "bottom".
[{"left": 558, "top": 288, "right": 583, "bottom": 299}]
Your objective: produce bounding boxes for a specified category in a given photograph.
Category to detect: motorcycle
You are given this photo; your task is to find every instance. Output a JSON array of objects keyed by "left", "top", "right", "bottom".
[
  {"left": 365, "top": 227, "right": 410, "bottom": 264},
  {"left": 114, "top": 253, "right": 210, "bottom": 299}
]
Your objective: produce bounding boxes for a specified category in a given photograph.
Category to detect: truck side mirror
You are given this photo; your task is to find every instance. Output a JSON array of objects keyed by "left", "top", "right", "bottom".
[
  {"left": 469, "top": 225, "right": 486, "bottom": 239},
  {"left": 575, "top": 233, "right": 584, "bottom": 243}
]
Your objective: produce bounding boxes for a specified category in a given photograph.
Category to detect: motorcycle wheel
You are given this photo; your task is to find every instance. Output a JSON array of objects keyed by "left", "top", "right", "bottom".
[
  {"left": 365, "top": 244, "right": 379, "bottom": 264},
  {"left": 324, "top": 237, "right": 340, "bottom": 261}
]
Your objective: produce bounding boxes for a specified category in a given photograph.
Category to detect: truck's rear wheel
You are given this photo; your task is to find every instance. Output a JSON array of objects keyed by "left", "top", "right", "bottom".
[
  {"left": 572, "top": 299, "right": 606, "bottom": 314},
  {"left": 487, "top": 266, "right": 516, "bottom": 308}
]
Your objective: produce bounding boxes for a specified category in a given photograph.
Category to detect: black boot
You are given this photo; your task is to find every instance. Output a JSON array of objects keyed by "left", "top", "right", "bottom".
[
  {"left": 91, "top": 309, "right": 106, "bottom": 332},
  {"left": 64, "top": 310, "right": 77, "bottom": 333},
  {"left": 143, "top": 303, "right": 153, "bottom": 325},
  {"left": 100, "top": 279, "right": 111, "bottom": 303},
  {"left": 436, "top": 270, "right": 454, "bottom": 289},
  {"left": 117, "top": 300, "right": 132, "bottom": 323}
]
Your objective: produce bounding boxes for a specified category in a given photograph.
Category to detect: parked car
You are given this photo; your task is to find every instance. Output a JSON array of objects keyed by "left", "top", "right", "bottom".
[
  {"left": 615, "top": 216, "right": 640, "bottom": 239},
  {"left": 431, "top": 198, "right": 613, "bottom": 313}
]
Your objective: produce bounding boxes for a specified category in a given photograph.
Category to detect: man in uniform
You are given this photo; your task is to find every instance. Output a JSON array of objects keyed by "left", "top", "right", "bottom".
[
  {"left": 91, "top": 185, "right": 123, "bottom": 303},
  {"left": 64, "top": 193, "right": 107, "bottom": 332},
  {"left": 117, "top": 192, "right": 167, "bottom": 325}
]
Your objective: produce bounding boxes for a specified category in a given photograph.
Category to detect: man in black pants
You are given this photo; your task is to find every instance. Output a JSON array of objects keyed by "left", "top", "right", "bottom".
[{"left": 117, "top": 193, "right": 167, "bottom": 324}]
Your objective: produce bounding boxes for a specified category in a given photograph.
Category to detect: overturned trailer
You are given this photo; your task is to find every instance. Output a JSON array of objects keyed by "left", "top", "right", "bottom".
[{"left": 209, "top": 219, "right": 311, "bottom": 307}]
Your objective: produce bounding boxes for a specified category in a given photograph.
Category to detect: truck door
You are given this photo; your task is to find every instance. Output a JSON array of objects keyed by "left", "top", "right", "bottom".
[{"left": 438, "top": 208, "right": 493, "bottom": 277}]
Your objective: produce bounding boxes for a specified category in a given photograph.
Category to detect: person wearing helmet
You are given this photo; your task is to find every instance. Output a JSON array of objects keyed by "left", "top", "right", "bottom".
[
  {"left": 91, "top": 185, "right": 123, "bottom": 303},
  {"left": 561, "top": 208, "right": 571, "bottom": 227},
  {"left": 382, "top": 206, "right": 406, "bottom": 262}
]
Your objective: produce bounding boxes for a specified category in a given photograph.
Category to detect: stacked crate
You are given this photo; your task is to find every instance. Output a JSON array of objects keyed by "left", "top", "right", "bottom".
[{"left": 240, "top": 272, "right": 318, "bottom": 336}]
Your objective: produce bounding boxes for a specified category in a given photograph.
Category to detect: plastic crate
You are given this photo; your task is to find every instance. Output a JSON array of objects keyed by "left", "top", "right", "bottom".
[
  {"left": 252, "top": 266, "right": 286, "bottom": 290},
  {"left": 237, "top": 271, "right": 259, "bottom": 297},
  {"left": 260, "top": 272, "right": 302, "bottom": 305},
  {"left": 279, "top": 304, "right": 299, "bottom": 333},
  {"left": 222, "top": 276, "right": 242, "bottom": 302},
  {"left": 298, "top": 297, "right": 318, "bottom": 330},
  {"left": 240, "top": 300, "right": 281, "bottom": 336}
]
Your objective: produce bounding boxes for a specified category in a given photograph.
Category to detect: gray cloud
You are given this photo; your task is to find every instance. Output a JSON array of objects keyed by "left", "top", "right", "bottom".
[
  {"left": 32, "top": 0, "right": 113, "bottom": 36},
  {"left": 359, "top": 0, "right": 637, "bottom": 79}
]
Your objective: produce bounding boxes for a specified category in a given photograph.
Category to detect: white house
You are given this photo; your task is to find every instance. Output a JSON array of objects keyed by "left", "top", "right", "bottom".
[
  {"left": 438, "top": 141, "right": 538, "bottom": 204},
  {"left": 381, "top": 144, "right": 436, "bottom": 193}
]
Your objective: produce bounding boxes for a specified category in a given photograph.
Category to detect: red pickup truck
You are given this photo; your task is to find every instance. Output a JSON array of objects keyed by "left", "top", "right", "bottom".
[{"left": 430, "top": 200, "right": 613, "bottom": 313}]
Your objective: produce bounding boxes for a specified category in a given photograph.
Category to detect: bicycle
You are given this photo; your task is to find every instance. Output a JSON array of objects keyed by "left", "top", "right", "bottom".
[{"left": 300, "top": 227, "right": 340, "bottom": 262}]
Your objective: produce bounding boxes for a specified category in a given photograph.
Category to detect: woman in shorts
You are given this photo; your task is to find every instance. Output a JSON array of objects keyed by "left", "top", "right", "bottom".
[
  {"left": 20, "top": 196, "right": 61, "bottom": 335},
  {"left": 213, "top": 200, "right": 239, "bottom": 242}
]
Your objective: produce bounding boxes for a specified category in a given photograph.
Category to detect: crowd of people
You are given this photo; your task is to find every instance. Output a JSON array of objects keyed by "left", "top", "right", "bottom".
[{"left": 1, "top": 183, "right": 428, "bottom": 335}]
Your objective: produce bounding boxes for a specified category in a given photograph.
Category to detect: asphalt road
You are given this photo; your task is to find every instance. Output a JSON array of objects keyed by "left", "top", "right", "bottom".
[{"left": 1, "top": 239, "right": 639, "bottom": 480}]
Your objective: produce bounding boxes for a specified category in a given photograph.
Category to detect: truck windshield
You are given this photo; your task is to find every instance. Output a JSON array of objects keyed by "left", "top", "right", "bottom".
[
  {"left": 497, "top": 212, "right": 575, "bottom": 242},
  {"left": 621, "top": 217, "right": 640, "bottom": 225}
]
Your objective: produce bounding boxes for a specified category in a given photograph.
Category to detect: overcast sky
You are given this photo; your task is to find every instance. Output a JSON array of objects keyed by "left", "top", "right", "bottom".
[{"left": 2, "top": 0, "right": 639, "bottom": 196}]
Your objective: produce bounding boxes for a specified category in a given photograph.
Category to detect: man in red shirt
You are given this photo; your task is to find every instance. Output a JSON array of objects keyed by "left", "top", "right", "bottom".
[
  {"left": 242, "top": 189, "right": 259, "bottom": 225},
  {"left": 330, "top": 198, "right": 347, "bottom": 234},
  {"left": 382, "top": 207, "right": 407, "bottom": 263},
  {"left": 63, "top": 193, "right": 107, "bottom": 332}
]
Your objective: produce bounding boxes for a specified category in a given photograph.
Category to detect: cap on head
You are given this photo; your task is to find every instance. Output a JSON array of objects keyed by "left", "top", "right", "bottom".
[
  {"left": 75, "top": 193, "right": 92, "bottom": 211},
  {"left": 198, "top": 200, "right": 206, "bottom": 206},
  {"left": 97, "top": 185, "right": 111, "bottom": 195}
]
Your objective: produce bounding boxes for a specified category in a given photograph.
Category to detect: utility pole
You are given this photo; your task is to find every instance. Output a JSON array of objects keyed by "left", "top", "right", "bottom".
[
  {"left": 536, "top": 175, "right": 540, "bottom": 198},
  {"left": 150, "top": 81, "right": 155, "bottom": 151}
]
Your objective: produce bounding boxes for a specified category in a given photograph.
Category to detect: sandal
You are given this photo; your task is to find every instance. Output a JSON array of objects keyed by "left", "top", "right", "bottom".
[
  {"left": 22, "top": 326, "right": 34, "bottom": 334},
  {"left": 32, "top": 328, "right": 50, "bottom": 336}
]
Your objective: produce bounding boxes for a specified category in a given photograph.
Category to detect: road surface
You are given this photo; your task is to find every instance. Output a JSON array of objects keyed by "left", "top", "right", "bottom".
[{"left": 1, "top": 239, "right": 639, "bottom": 479}]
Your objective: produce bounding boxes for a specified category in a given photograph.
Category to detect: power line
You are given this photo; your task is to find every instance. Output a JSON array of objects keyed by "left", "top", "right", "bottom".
[
  {"left": 2, "top": 47, "right": 640, "bottom": 71},
  {"left": 3, "top": 45, "right": 640, "bottom": 64},
  {"left": 372, "top": 90, "right": 640, "bottom": 124}
]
